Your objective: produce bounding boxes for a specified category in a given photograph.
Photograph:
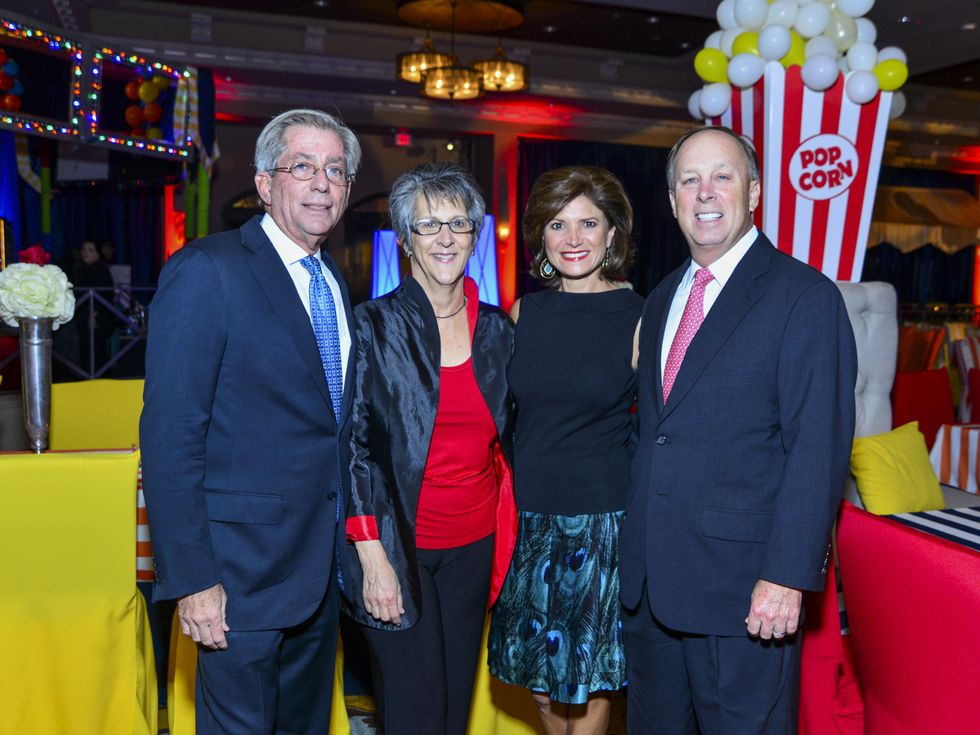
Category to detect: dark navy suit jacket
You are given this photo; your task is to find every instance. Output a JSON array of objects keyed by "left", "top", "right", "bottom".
[
  {"left": 620, "top": 234, "right": 857, "bottom": 637},
  {"left": 140, "top": 215, "right": 354, "bottom": 631}
]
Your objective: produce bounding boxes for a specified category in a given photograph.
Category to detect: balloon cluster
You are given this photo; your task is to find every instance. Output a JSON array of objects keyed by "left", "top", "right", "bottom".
[
  {"left": 123, "top": 72, "right": 171, "bottom": 140},
  {"left": 0, "top": 47, "right": 24, "bottom": 112},
  {"left": 690, "top": 0, "right": 908, "bottom": 120}
]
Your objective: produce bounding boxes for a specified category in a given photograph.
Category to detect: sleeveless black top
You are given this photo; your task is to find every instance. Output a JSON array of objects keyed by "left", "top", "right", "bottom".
[{"left": 509, "top": 287, "right": 645, "bottom": 514}]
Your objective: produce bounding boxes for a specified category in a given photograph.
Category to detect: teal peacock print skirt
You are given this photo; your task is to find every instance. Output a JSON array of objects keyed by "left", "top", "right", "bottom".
[{"left": 487, "top": 510, "right": 626, "bottom": 704}]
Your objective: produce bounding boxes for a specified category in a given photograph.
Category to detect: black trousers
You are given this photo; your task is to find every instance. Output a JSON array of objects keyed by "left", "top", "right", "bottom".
[
  {"left": 361, "top": 533, "right": 494, "bottom": 735},
  {"left": 194, "top": 572, "right": 339, "bottom": 735},
  {"left": 622, "top": 585, "right": 801, "bottom": 735}
]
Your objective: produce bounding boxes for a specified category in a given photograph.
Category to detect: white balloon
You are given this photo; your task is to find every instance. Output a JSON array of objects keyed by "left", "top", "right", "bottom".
[
  {"left": 836, "top": 0, "right": 874, "bottom": 17},
  {"left": 889, "top": 90, "right": 906, "bottom": 119},
  {"left": 794, "top": 2, "right": 831, "bottom": 39},
  {"left": 734, "top": 0, "right": 769, "bottom": 30},
  {"left": 700, "top": 82, "right": 733, "bottom": 117},
  {"left": 846, "top": 41, "right": 878, "bottom": 72},
  {"left": 721, "top": 28, "right": 744, "bottom": 57},
  {"left": 855, "top": 17, "right": 877, "bottom": 44},
  {"left": 877, "top": 46, "right": 907, "bottom": 64},
  {"left": 805, "top": 35, "right": 839, "bottom": 59},
  {"left": 758, "top": 24, "right": 792, "bottom": 60},
  {"left": 705, "top": 30, "right": 724, "bottom": 50},
  {"left": 717, "top": 0, "right": 738, "bottom": 30},
  {"left": 728, "top": 53, "right": 767, "bottom": 87},
  {"left": 801, "top": 53, "right": 840, "bottom": 90},
  {"left": 766, "top": 0, "right": 799, "bottom": 29},
  {"left": 845, "top": 69, "right": 879, "bottom": 104},
  {"left": 688, "top": 89, "right": 704, "bottom": 120}
]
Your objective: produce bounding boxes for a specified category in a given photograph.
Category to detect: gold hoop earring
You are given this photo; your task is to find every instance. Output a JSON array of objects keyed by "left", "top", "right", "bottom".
[{"left": 539, "top": 258, "right": 556, "bottom": 279}]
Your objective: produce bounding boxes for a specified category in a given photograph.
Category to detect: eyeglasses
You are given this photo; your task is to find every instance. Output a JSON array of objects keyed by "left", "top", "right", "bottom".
[
  {"left": 409, "top": 218, "right": 477, "bottom": 236},
  {"left": 270, "top": 162, "right": 355, "bottom": 185}
]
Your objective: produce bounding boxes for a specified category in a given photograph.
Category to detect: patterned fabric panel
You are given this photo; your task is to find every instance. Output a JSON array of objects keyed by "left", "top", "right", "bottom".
[{"left": 953, "top": 337, "right": 980, "bottom": 421}]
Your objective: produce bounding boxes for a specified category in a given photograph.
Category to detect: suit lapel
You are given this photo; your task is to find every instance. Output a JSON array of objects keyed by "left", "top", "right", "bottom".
[
  {"left": 242, "top": 218, "right": 333, "bottom": 412},
  {"left": 650, "top": 266, "right": 686, "bottom": 417},
  {"left": 660, "top": 236, "right": 773, "bottom": 422}
]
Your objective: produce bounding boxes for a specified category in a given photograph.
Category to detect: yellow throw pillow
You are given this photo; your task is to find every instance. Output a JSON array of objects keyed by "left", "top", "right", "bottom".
[{"left": 850, "top": 421, "right": 945, "bottom": 515}]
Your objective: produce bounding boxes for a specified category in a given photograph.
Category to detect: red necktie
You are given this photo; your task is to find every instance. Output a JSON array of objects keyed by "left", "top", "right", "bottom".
[{"left": 663, "top": 267, "right": 714, "bottom": 402}]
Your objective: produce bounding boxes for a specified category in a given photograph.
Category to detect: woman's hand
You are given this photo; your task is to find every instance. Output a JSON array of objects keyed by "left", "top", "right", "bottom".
[{"left": 354, "top": 539, "right": 405, "bottom": 625}]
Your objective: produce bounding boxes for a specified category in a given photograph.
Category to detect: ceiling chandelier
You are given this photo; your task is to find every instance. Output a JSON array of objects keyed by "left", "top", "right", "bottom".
[
  {"left": 396, "top": 0, "right": 529, "bottom": 101},
  {"left": 397, "top": 36, "right": 454, "bottom": 84}
]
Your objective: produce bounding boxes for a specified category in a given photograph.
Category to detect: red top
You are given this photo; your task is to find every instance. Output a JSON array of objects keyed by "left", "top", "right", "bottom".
[{"left": 415, "top": 356, "right": 499, "bottom": 548}]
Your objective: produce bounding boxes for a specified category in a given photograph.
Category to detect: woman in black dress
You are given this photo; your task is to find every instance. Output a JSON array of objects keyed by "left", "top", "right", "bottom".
[{"left": 488, "top": 166, "right": 643, "bottom": 735}]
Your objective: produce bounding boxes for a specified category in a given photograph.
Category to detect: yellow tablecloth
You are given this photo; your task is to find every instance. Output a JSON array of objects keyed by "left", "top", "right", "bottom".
[{"left": 0, "top": 450, "right": 157, "bottom": 735}]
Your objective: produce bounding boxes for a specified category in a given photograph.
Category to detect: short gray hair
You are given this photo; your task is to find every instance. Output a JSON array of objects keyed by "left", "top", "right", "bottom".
[
  {"left": 665, "top": 125, "right": 760, "bottom": 190},
  {"left": 388, "top": 163, "right": 486, "bottom": 249},
  {"left": 254, "top": 109, "right": 362, "bottom": 175}
]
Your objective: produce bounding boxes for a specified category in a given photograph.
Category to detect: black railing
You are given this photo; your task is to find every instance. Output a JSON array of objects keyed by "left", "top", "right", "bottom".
[{"left": 0, "top": 286, "right": 156, "bottom": 382}]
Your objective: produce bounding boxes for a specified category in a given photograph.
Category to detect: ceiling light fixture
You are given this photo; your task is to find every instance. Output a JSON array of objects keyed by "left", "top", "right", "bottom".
[
  {"left": 471, "top": 44, "right": 528, "bottom": 92},
  {"left": 397, "top": 35, "right": 454, "bottom": 83},
  {"left": 396, "top": 0, "right": 530, "bottom": 101},
  {"left": 419, "top": 1, "right": 483, "bottom": 100}
]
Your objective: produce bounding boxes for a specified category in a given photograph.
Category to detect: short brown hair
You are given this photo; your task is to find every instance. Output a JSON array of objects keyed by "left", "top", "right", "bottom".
[{"left": 522, "top": 166, "right": 635, "bottom": 287}]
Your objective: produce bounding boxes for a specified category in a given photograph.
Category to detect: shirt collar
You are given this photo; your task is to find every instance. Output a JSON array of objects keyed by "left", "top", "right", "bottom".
[
  {"left": 680, "top": 225, "right": 758, "bottom": 288},
  {"left": 261, "top": 213, "right": 318, "bottom": 267}
]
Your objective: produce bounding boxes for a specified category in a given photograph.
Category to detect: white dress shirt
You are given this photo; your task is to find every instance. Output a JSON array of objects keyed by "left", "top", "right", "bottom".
[
  {"left": 660, "top": 226, "right": 759, "bottom": 377},
  {"left": 261, "top": 213, "right": 351, "bottom": 386}
]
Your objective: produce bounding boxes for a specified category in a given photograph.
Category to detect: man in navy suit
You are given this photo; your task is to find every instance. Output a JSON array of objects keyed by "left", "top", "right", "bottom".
[
  {"left": 141, "top": 109, "right": 360, "bottom": 733},
  {"left": 620, "top": 126, "right": 857, "bottom": 733}
]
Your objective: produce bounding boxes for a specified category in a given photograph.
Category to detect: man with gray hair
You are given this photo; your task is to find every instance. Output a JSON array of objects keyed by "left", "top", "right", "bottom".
[{"left": 141, "top": 109, "right": 361, "bottom": 733}]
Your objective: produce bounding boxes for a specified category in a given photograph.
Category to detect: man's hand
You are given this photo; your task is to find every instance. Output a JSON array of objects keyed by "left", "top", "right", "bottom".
[
  {"left": 745, "top": 579, "right": 802, "bottom": 640},
  {"left": 178, "top": 583, "right": 230, "bottom": 650},
  {"left": 355, "top": 539, "right": 404, "bottom": 626}
]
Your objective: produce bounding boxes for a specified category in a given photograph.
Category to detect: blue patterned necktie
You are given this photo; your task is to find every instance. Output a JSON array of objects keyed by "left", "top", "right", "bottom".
[
  {"left": 299, "top": 254, "right": 343, "bottom": 421},
  {"left": 300, "top": 254, "right": 346, "bottom": 593}
]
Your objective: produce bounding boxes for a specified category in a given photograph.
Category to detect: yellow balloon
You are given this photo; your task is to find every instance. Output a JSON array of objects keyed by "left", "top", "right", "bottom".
[
  {"left": 874, "top": 59, "right": 908, "bottom": 91},
  {"left": 780, "top": 30, "right": 805, "bottom": 68},
  {"left": 152, "top": 74, "right": 171, "bottom": 90},
  {"left": 694, "top": 48, "right": 729, "bottom": 84},
  {"left": 732, "top": 31, "right": 760, "bottom": 57},
  {"left": 138, "top": 81, "right": 160, "bottom": 103},
  {"left": 146, "top": 126, "right": 164, "bottom": 140}
]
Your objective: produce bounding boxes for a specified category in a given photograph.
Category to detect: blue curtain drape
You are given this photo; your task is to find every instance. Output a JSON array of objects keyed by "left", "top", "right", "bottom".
[
  {"left": 56, "top": 184, "right": 162, "bottom": 285},
  {"left": 517, "top": 139, "right": 688, "bottom": 298},
  {"left": 863, "top": 243, "right": 975, "bottom": 305}
]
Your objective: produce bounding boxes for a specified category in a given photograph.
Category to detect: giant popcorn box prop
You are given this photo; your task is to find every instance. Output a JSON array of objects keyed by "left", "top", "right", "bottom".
[{"left": 707, "top": 62, "right": 891, "bottom": 282}]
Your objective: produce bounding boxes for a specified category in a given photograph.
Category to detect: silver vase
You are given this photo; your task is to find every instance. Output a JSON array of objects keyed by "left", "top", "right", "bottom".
[{"left": 19, "top": 317, "right": 53, "bottom": 453}]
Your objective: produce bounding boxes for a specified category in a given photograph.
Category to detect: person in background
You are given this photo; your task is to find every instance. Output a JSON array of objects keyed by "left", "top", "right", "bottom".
[
  {"left": 620, "top": 125, "right": 857, "bottom": 733},
  {"left": 488, "top": 166, "right": 642, "bottom": 735},
  {"left": 141, "top": 108, "right": 361, "bottom": 734},
  {"left": 74, "top": 239, "right": 115, "bottom": 373},
  {"left": 344, "top": 162, "right": 516, "bottom": 735}
]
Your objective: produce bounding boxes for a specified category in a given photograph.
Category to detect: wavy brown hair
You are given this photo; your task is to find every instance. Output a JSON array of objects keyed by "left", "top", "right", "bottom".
[{"left": 522, "top": 166, "right": 635, "bottom": 287}]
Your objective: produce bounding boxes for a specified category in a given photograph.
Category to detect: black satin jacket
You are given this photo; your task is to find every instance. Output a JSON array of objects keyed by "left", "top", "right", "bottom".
[{"left": 342, "top": 275, "right": 516, "bottom": 630}]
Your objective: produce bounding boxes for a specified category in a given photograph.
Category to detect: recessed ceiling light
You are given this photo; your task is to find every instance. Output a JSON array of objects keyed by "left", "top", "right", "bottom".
[
  {"left": 313, "top": 0, "right": 328, "bottom": 7},
  {"left": 962, "top": 22, "right": 977, "bottom": 31},
  {"left": 898, "top": 15, "right": 912, "bottom": 24},
  {"left": 542, "top": 25, "right": 557, "bottom": 33},
  {"left": 679, "top": 41, "right": 692, "bottom": 49},
  {"left": 964, "top": 76, "right": 975, "bottom": 83},
  {"left": 647, "top": 15, "right": 660, "bottom": 24}
]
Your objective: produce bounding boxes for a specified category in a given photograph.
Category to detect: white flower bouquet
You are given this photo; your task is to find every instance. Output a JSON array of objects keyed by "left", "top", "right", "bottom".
[{"left": 0, "top": 262, "right": 76, "bottom": 329}]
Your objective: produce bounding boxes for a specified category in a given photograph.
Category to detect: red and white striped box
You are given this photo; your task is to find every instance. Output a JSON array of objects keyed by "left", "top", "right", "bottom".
[
  {"left": 136, "top": 463, "right": 155, "bottom": 582},
  {"left": 708, "top": 62, "right": 892, "bottom": 282}
]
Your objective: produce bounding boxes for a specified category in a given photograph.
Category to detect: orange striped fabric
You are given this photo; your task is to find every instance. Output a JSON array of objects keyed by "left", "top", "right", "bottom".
[
  {"left": 136, "top": 464, "right": 155, "bottom": 582},
  {"left": 930, "top": 423, "right": 980, "bottom": 495}
]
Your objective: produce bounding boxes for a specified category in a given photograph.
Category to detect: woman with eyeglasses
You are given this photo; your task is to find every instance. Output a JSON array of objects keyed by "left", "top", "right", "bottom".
[
  {"left": 487, "top": 166, "right": 642, "bottom": 735},
  {"left": 343, "top": 162, "right": 516, "bottom": 735}
]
